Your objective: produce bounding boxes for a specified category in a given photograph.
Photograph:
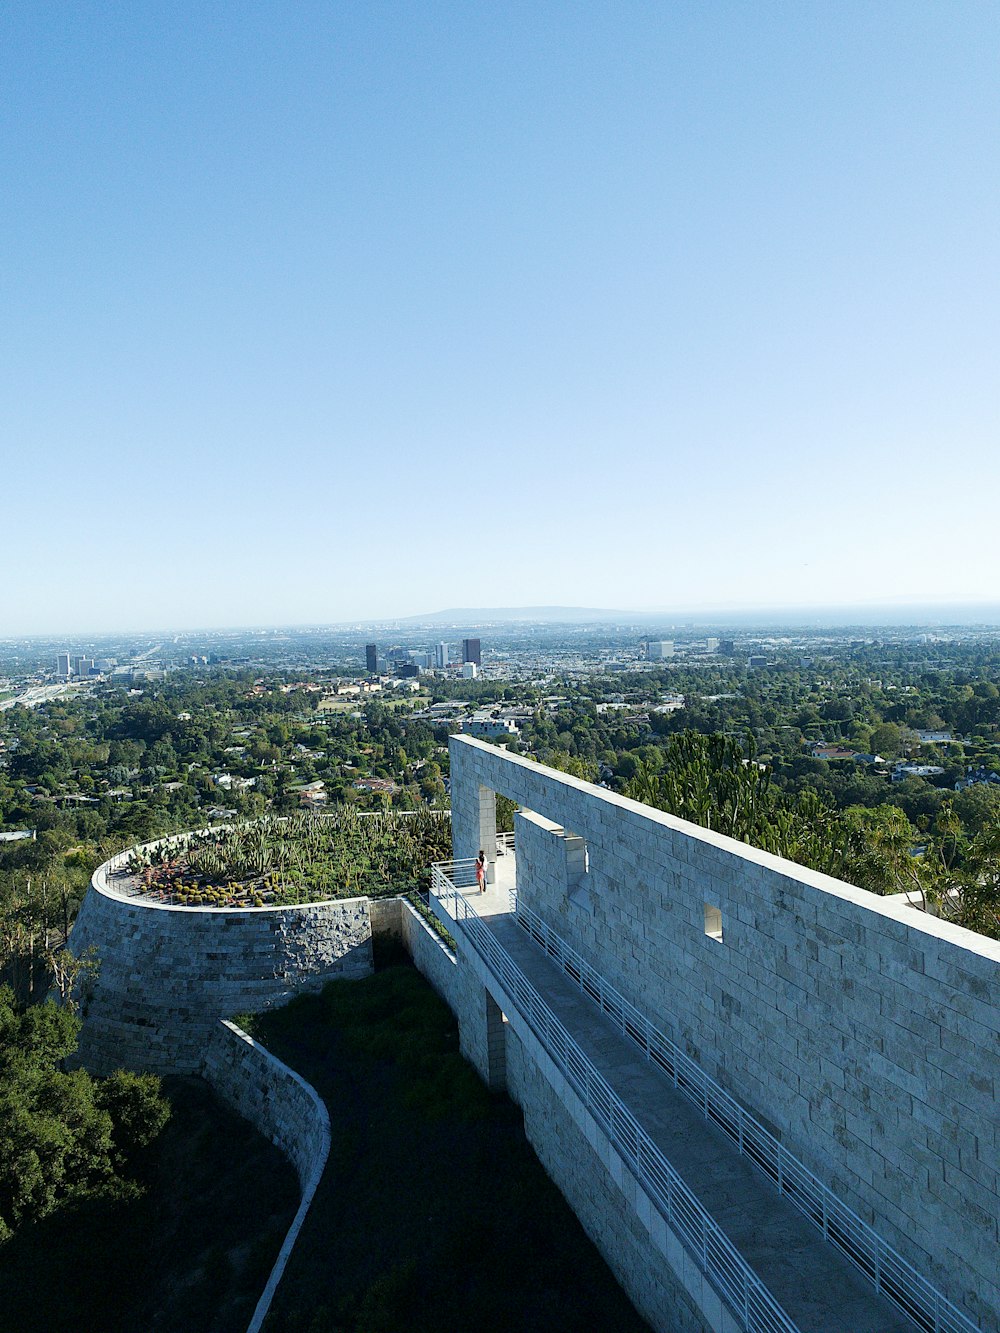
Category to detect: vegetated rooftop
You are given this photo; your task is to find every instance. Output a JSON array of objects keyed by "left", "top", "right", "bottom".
[{"left": 121, "top": 809, "right": 453, "bottom": 908}]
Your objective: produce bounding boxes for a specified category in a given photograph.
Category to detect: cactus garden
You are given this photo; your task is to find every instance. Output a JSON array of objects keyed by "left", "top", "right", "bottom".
[{"left": 122, "top": 809, "right": 452, "bottom": 907}]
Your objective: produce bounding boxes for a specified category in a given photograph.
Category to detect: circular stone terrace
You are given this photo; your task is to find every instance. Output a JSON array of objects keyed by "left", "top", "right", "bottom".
[{"left": 69, "top": 825, "right": 392, "bottom": 1076}]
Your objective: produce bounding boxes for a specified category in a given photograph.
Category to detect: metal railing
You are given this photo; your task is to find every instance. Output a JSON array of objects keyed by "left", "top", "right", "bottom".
[
  {"left": 430, "top": 861, "right": 800, "bottom": 1333},
  {"left": 496, "top": 831, "right": 516, "bottom": 855},
  {"left": 509, "top": 899, "right": 977, "bottom": 1333}
]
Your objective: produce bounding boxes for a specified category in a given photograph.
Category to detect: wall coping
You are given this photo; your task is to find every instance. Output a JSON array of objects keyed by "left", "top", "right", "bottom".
[{"left": 400, "top": 894, "right": 458, "bottom": 963}]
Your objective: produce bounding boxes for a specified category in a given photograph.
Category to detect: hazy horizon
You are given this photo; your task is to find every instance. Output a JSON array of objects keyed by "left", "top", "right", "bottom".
[{"left": 7, "top": 598, "right": 1000, "bottom": 644}]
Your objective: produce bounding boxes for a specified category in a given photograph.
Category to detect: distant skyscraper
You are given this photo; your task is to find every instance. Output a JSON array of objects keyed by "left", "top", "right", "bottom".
[
  {"left": 719, "top": 639, "right": 735, "bottom": 657},
  {"left": 705, "top": 638, "right": 720, "bottom": 653},
  {"left": 462, "top": 638, "right": 481, "bottom": 666},
  {"left": 646, "top": 641, "right": 674, "bottom": 660},
  {"left": 434, "top": 642, "right": 449, "bottom": 669},
  {"left": 365, "top": 643, "right": 378, "bottom": 673},
  {"left": 56, "top": 652, "right": 71, "bottom": 678}
]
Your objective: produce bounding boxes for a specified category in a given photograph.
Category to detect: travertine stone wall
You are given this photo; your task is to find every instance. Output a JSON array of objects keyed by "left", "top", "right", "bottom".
[
  {"left": 451, "top": 734, "right": 1000, "bottom": 1329},
  {"left": 505, "top": 1024, "right": 712, "bottom": 1333},
  {"left": 202, "top": 1019, "right": 330, "bottom": 1189},
  {"left": 372, "top": 895, "right": 498, "bottom": 1087},
  {"left": 70, "top": 862, "right": 372, "bottom": 1075},
  {"left": 202, "top": 1020, "right": 331, "bottom": 1333},
  {"left": 396, "top": 895, "right": 497, "bottom": 1084}
]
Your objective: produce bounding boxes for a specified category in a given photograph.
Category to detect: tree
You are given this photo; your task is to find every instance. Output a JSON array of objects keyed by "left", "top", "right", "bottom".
[
  {"left": 952, "top": 783, "right": 1000, "bottom": 837},
  {"left": 869, "top": 722, "right": 901, "bottom": 759},
  {"left": 46, "top": 945, "right": 100, "bottom": 1014},
  {"left": 0, "top": 986, "right": 169, "bottom": 1241}
]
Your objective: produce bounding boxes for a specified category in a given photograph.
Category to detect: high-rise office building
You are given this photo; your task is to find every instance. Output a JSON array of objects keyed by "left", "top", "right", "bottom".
[
  {"left": 434, "top": 642, "right": 449, "bottom": 669},
  {"left": 365, "top": 643, "right": 378, "bottom": 673},
  {"left": 462, "top": 638, "right": 481, "bottom": 666},
  {"left": 56, "top": 652, "right": 71, "bottom": 678},
  {"left": 646, "top": 641, "right": 674, "bottom": 660},
  {"left": 462, "top": 662, "right": 478, "bottom": 680}
]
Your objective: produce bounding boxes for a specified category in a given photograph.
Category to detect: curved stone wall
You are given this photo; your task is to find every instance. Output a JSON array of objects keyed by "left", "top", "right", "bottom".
[
  {"left": 202, "top": 1020, "right": 331, "bottom": 1333},
  {"left": 70, "top": 846, "right": 373, "bottom": 1075}
]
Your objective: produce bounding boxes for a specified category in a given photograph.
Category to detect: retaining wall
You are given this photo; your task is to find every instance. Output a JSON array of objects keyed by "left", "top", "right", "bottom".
[
  {"left": 202, "top": 1020, "right": 331, "bottom": 1333},
  {"left": 451, "top": 734, "right": 1000, "bottom": 1329},
  {"left": 202, "top": 1019, "right": 331, "bottom": 1186},
  {"left": 70, "top": 856, "right": 372, "bottom": 1075},
  {"left": 504, "top": 1022, "right": 712, "bottom": 1332}
]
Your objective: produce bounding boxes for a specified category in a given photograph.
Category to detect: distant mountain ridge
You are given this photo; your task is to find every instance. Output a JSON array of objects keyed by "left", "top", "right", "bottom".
[
  {"left": 399, "top": 603, "right": 1000, "bottom": 629},
  {"left": 403, "top": 606, "right": 649, "bottom": 625}
]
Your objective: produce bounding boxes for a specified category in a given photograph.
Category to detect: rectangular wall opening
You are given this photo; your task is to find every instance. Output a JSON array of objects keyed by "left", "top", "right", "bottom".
[{"left": 704, "top": 903, "right": 724, "bottom": 942}]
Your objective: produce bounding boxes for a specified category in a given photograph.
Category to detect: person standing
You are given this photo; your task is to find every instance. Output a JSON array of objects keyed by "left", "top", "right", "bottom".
[{"left": 475, "top": 849, "right": 487, "bottom": 894}]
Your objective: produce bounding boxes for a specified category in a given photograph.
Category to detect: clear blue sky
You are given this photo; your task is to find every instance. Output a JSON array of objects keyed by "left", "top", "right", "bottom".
[{"left": 3, "top": 2, "right": 998, "bottom": 633}]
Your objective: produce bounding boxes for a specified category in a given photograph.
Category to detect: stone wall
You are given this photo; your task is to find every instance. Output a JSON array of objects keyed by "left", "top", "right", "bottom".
[
  {"left": 202, "top": 1019, "right": 330, "bottom": 1186},
  {"left": 370, "top": 896, "right": 503, "bottom": 1088},
  {"left": 504, "top": 1023, "right": 713, "bottom": 1333},
  {"left": 202, "top": 1020, "right": 331, "bottom": 1333},
  {"left": 451, "top": 734, "right": 1000, "bottom": 1329},
  {"left": 70, "top": 858, "right": 372, "bottom": 1075}
]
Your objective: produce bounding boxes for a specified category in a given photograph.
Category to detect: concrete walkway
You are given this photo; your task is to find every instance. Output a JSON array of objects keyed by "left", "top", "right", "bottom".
[{"left": 470, "top": 901, "right": 917, "bottom": 1333}]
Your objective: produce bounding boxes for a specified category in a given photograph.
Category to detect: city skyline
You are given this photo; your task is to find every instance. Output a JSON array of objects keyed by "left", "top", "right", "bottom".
[{"left": 3, "top": 3, "right": 998, "bottom": 635}]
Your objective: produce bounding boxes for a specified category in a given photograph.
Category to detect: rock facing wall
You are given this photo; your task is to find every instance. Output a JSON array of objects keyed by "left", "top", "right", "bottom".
[
  {"left": 504, "top": 1024, "right": 711, "bottom": 1333},
  {"left": 70, "top": 860, "right": 372, "bottom": 1075},
  {"left": 202, "top": 1020, "right": 331, "bottom": 1333},
  {"left": 451, "top": 734, "right": 1000, "bottom": 1330},
  {"left": 202, "top": 1019, "right": 330, "bottom": 1186}
]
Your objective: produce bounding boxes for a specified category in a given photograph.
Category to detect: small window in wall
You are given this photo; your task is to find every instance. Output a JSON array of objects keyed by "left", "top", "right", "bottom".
[
  {"left": 565, "top": 830, "right": 592, "bottom": 910},
  {"left": 704, "top": 903, "right": 724, "bottom": 942}
]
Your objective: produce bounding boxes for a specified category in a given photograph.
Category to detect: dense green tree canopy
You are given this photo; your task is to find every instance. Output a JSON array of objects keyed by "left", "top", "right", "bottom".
[{"left": 0, "top": 988, "right": 169, "bottom": 1242}]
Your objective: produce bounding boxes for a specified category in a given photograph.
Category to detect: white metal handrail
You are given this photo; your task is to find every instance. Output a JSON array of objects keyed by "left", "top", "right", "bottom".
[
  {"left": 510, "top": 899, "right": 977, "bottom": 1333},
  {"left": 496, "top": 831, "right": 516, "bottom": 854},
  {"left": 430, "top": 863, "right": 800, "bottom": 1333}
]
